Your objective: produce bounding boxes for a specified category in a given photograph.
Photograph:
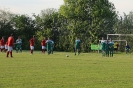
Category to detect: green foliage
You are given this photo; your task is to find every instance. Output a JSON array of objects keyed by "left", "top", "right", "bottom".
[
  {"left": 59, "top": 0, "right": 117, "bottom": 52},
  {"left": 113, "top": 12, "right": 133, "bottom": 51},
  {"left": 0, "top": 9, "right": 16, "bottom": 39},
  {"left": 12, "top": 15, "right": 38, "bottom": 49}
]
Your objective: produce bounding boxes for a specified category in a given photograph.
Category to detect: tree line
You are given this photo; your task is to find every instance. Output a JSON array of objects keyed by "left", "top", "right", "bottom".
[{"left": 0, "top": 0, "right": 133, "bottom": 52}]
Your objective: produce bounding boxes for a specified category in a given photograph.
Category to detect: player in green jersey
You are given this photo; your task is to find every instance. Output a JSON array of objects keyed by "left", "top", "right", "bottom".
[
  {"left": 46, "top": 37, "right": 52, "bottom": 55},
  {"left": 109, "top": 38, "right": 114, "bottom": 57},
  {"left": 105, "top": 40, "right": 109, "bottom": 57},
  {"left": 51, "top": 40, "right": 54, "bottom": 54},
  {"left": 16, "top": 36, "right": 22, "bottom": 53},
  {"left": 75, "top": 37, "right": 81, "bottom": 55},
  {"left": 125, "top": 43, "right": 130, "bottom": 54}
]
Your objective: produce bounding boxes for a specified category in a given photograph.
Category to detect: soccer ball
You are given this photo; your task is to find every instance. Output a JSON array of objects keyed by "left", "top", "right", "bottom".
[{"left": 66, "top": 55, "right": 69, "bottom": 57}]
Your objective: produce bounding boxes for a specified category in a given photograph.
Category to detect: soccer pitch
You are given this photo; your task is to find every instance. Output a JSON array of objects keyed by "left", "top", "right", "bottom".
[{"left": 0, "top": 51, "right": 133, "bottom": 88}]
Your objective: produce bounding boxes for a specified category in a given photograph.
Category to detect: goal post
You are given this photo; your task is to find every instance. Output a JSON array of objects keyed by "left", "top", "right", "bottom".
[
  {"left": 107, "top": 34, "right": 133, "bottom": 41},
  {"left": 92, "top": 34, "right": 133, "bottom": 53},
  {"left": 98, "top": 39, "right": 127, "bottom": 53},
  {"left": 107, "top": 34, "right": 133, "bottom": 52}
]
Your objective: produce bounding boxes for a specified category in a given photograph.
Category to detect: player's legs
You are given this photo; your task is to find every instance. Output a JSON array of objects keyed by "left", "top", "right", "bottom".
[
  {"left": 19, "top": 46, "right": 22, "bottom": 52},
  {"left": 75, "top": 48, "right": 77, "bottom": 55},
  {"left": 114, "top": 48, "right": 116, "bottom": 53},
  {"left": 106, "top": 50, "right": 109, "bottom": 57},
  {"left": 75, "top": 46, "right": 78, "bottom": 55},
  {"left": 43, "top": 46, "right": 46, "bottom": 53},
  {"left": 126, "top": 49, "right": 130, "bottom": 54},
  {"left": 78, "top": 46, "right": 81, "bottom": 55},
  {"left": 126, "top": 49, "right": 128, "bottom": 54},
  {"left": 7, "top": 46, "right": 13, "bottom": 57},
  {"left": 110, "top": 50, "right": 113, "bottom": 57},
  {"left": 16, "top": 45, "right": 19, "bottom": 53},
  {"left": 109, "top": 50, "right": 111, "bottom": 57},
  {"left": 51, "top": 47, "right": 53, "bottom": 54},
  {"left": 30, "top": 46, "right": 34, "bottom": 54},
  {"left": 42, "top": 46, "right": 45, "bottom": 53},
  {"left": 1, "top": 46, "right": 5, "bottom": 52},
  {"left": 77, "top": 48, "right": 80, "bottom": 55},
  {"left": 48, "top": 47, "right": 51, "bottom": 55},
  {"left": 18, "top": 45, "right": 22, "bottom": 52},
  {"left": 46, "top": 46, "right": 50, "bottom": 55},
  {"left": 102, "top": 50, "right": 105, "bottom": 56}
]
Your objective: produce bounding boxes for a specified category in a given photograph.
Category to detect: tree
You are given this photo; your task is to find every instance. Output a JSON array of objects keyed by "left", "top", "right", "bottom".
[
  {"left": 59, "top": 0, "right": 117, "bottom": 52},
  {"left": 13, "top": 14, "right": 37, "bottom": 49},
  {"left": 0, "top": 8, "right": 16, "bottom": 39},
  {"left": 35, "top": 8, "right": 60, "bottom": 50},
  {"left": 113, "top": 12, "right": 133, "bottom": 51}
]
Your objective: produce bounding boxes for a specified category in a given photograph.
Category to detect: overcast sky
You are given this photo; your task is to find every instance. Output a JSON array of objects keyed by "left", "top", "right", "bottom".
[{"left": 0, "top": 0, "right": 133, "bottom": 16}]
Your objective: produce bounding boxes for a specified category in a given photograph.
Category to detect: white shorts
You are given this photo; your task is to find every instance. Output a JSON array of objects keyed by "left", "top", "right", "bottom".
[
  {"left": 8, "top": 46, "right": 13, "bottom": 52},
  {"left": 1, "top": 46, "right": 5, "bottom": 49},
  {"left": 30, "top": 46, "right": 34, "bottom": 50},
  {"left": 5, "top": 45, "right": 8, "bottom": 49},
  {"left": 42, "top": 46, "right": 46, "bottom": 49}
]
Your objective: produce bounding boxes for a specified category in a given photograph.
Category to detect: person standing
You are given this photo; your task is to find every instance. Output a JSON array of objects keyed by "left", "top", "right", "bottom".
[
  {"left": 29, "top": 35, "right": 35, "bottom": 55},
  {"left": 105, "top": 40, "right": 109, "bottom": 57},
  {"left": 16, "top": 36, "right": 22, "bottom": 53},
  {"left": 75, "top": 37, "right": 81, "bottom": 55},
  {"left": 114, "top": 42, "right": 119, "bottom": 53},
  {"left": 50, "top": 40, "right": 54, "bottom": 54},
  {"left": 109, "top": 38, "right": 114, "bottom": 57},
  {"left": 41, "top": 37, "right": 46, "bottom": 53},
  {"left": 0, "top": 36, "right": 5, "bottom": 52},
  {"left": 46, "top": 37, "right": 52, "bottom": 55},
  {"left": 125, "top": 43, "right": 130, "bottom": 54},
  {"left": 6, "top": 34, "right": 14, "bottom": 57},
  {"left": 101, "top": 37, "right": 106, "bottom": 56}
]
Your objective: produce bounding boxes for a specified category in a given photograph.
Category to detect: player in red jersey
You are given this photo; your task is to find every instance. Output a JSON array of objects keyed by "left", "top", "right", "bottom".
[
  {"left": 41, "top": 37, "right": 46, "bottom": 53},
  {"left": 29, "top": 35, "right": 35, "bottom": 55},
  {"left": 6, "top": 34, "right": 14, "bottom": 57},
  {"left": 0, "top": 36, "right": 5, "bottom": 52}
]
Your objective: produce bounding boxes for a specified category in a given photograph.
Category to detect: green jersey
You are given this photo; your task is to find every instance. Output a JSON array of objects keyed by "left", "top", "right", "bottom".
[
  {"left": 46, "top": 40, "right": 52, "bottom": 49},
  {"left": 51, "top": 41, "right": 54, "bottom": 48},
  {"left": 105, "top": 43, "right": 109, "bottom": 51},
  {"left": 109, "top": 42, "right": 114, "bottom": 50},
  {"left": 16, "top": 39, "right": 22, "bottom": 47},
  {"left": 101, "top": 41, "right": 106, "bottom": 50},
  {"left": 16, "top": 39, "right": 22, "bottom": 44},
  {"left": 75, "top": 39, "right": 80, "bottom": 49}
]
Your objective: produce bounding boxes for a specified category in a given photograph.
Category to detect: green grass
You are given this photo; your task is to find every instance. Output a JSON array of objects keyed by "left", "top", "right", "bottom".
[{"left": 0, "top": 51, "right": 133, "bottom": 88}]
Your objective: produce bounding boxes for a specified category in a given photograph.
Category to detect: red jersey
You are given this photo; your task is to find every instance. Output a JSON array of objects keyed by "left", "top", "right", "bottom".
[
  {"left": 41, "top": 39, "right": 46, "bottom": 46},
  {"left": 7, "top": 36, "right": 14, "bottom": 46},
  {"left": 0, "top": 39, "right": 4, "bottom": 46},
  {"left": 30, "top": 38, "right": 35, "bottom": 46}
]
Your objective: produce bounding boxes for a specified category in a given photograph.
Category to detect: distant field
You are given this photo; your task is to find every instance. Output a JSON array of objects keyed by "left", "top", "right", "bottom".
[{"left": 0, "top": 51, "right": 133, "bottom": 88}]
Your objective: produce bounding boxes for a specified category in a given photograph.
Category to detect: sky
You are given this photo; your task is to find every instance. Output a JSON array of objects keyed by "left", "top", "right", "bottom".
[{"left": 0, "top": 0, "right": 133, "bottom": 16}]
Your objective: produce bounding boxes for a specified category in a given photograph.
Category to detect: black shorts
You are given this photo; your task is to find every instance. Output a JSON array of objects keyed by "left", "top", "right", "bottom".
[{"left": 114, "top": 48, "right": 118, "bottom": 51}]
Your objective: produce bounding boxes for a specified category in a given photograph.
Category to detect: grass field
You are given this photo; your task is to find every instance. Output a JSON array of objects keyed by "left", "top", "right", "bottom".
[{"left": 0, "top": 51, "right": 133, "bottom": 88}]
